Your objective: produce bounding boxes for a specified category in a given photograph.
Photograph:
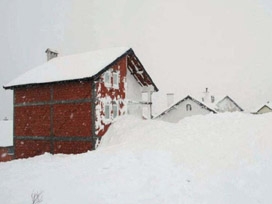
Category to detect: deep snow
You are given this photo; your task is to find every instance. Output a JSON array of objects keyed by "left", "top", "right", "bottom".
[
  {"left": 1, "top": 113, "right": 272, "bottom": 203},
  {"left": 0, "top": 120, "right": 13, "bottom": 147}
]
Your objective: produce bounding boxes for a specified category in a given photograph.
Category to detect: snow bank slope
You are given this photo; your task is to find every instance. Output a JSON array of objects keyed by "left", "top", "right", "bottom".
[{"left": 1, "top": 113, "right": 272, "bottom": 204}]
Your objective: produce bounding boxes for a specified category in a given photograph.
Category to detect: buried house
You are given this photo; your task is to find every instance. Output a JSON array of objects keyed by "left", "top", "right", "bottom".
[
  {"left": 253, "top": 102, "right": 272, "bottom": 114},
  {"left": 4, "top": 47, "right": 158, "bottom": 159},
  {"left": 155, "top": 89, "right": 243, "bottom": 123},
  {"left": 155, "top": 95, "right": 216, "bottom": 123}
]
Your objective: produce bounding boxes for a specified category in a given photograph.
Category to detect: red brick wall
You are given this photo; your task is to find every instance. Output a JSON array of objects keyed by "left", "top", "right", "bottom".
[
  {"left": 15, "top": 85, "right": 51, "bottom": 104},
  {"left": 96, "top": 56, "right": 127, "bottom": 137},
  {"left": 0, "top": 148, "right": 13, "bottom": 162},
  {"left": 53, "top": 103, "right": 91, "bottom": 137},
  {"left": 97, "top": 57, "right": 127, "bottom": 99},
  {"left": 15, "top": 140, "right": 51, "bottom": 159},
  {"left": 15, "top": 105, "right": 51, "bottom": 136},
  {"left": 53, "top": 81, "right": 91, "bottom": 101},
  {"left": 54, "top": 141, "right": 91, "bottom": 154},
  {"left": 14, "top": 80, "right": 93, "bottom": 159}
]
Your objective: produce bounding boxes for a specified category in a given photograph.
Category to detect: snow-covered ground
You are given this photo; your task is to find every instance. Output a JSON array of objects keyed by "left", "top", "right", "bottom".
[{"left": 1, "top": 113, "right": 272, "bottom": 203}]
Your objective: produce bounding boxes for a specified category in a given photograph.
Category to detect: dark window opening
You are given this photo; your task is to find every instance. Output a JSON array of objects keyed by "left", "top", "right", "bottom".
[{"left": 186, "top": 104, "right": 192, "bottom": 111}]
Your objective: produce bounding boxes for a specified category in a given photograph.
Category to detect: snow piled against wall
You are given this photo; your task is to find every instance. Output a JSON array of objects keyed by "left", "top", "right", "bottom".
[
  {"left": 1, "top": 113, "right": 272, "bottom": 203},
  {"left": 0, "top": 120, "right": 13, "bottom": 146}
]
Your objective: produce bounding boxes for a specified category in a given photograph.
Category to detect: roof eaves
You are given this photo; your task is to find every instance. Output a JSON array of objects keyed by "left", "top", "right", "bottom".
[{"left": 129, "top": 49, "right": 159, "bottom": 92}]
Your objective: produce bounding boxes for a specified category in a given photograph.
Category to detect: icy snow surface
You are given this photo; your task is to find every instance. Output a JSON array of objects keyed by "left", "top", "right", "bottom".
[
  {"left": 1, "top": 113, "right": 272, "bottom": 203},
  {"left": 5, "top": 47, "right": 130, "bottom": 87},
  {"left": 0, "top": 120, "right": 13, "bottom": 146}
]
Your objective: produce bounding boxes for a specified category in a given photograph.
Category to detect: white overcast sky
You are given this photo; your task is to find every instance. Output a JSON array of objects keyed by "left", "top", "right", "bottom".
[{"left": 1, "top": 0, "right": 272, "bottom": 118}]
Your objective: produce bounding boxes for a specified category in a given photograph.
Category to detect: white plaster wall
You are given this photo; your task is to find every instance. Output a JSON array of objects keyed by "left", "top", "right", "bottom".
[
  {"left": 160, "top": 98, "right": 212, "bottom": 123},
  {"left": 126, "top": 71, "right": 142, "bottom": 101},
  {"left": 216, "top": 98, "right": 241, "bottom": 112},
  {"left": 126, "top": 71, "right": 143, "bottom": 117}
]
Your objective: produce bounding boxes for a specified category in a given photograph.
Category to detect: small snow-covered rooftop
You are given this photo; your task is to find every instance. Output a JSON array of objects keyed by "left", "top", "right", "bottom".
[
  {"left": 253, "top": 102, "right": 272, "bottom": 113},
  {"left": 0, "top": 120, "right": 13, "bottom": 147},
  {"left": 4, "top": 47, "right": 131, "bottom": 88}
]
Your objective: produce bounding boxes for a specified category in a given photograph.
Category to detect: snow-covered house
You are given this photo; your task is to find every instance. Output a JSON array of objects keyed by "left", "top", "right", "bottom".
[
  {"left": 254, "top": 102, "right": 272, "bottom": 114},
  {"left": 200, "top": 88, "right": 243, "bottom": 113},
  {"left": 3, "top": 47, "right": 158, "bottom": 159},
  {"left": 154, "top": 88, "right": 243, "bottom": 123},
  {"left": 0, "top": 119, "right": 13, "bottom": 162},
  {"left": 155, "top": 95, "right": 216, "bottom": 123},
  {"left": 214, "top": 96, "right": 243, "bottom": 112}
]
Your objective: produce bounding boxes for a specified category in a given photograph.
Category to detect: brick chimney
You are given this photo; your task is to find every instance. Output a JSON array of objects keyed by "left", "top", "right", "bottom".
[{"left": 45, "top": 48, "right": 58, "bottom": 61}]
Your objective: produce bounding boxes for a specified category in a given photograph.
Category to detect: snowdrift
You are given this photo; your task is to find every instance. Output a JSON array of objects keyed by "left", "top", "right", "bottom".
[{"left": 1, "top": 113, "right": 272, "bottom": 203}]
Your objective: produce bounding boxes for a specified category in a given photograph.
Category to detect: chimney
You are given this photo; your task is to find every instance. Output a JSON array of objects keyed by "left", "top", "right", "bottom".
[
  {"left": 203, "top": 88, "right": 210, "bottom": 103},
  {"left": 45, "top": 48, "right": 58, "bottom": 61},
  {"left": 211, "top": 95, "right": 215, "bottom": 103},
  {"left": 167, "top": 93, "right": 174, "bottom": 107}
]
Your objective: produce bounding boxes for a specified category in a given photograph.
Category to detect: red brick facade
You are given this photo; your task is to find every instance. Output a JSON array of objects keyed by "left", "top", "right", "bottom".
[
  {"left": 53, "top": 103, "right": 91, "bottom": 137},
  {"left": 14, "top": 80, "right": 94, "bottom": 159},
  {"left": 15, "top": 105, "right": 51, "bottom": 136},
  {"left": 0, "top": 147, "right": 13, "bottom": 162},
  {"left": 95, "top": 56, "right": 127, "bottom": 136},
  {"left": 15, "top": 140, "right": 51, "bottom": 158}
]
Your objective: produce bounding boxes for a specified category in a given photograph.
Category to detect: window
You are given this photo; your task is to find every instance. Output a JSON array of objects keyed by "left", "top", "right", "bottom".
[
  {"left": 112, "top": 101, "right": 118, "bottom": 119},
  {"left": 105, "top": 103, "right": 110, "bottom": 119},
  {"left": 113, "top": 72, "right": 119, "bottom": 88},
  {"left": 104, "top": 71, "right": 111, "bottom": 87},
  {"left": 7, "top": 147, "right": 14, "bottom": 155},
  {"left": 186, "top": 104, "right": 192, "bottom": 111}
]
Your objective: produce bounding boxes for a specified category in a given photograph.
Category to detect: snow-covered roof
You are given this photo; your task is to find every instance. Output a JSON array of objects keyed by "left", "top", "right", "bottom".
[
  {"left": 153, "top": 89, "right": 244, "bottom": 116},
  {"left": 216, "top": 96, "right": 244, "bottom": 111},
  {"left": 0, "top": 120, "right": 13, "bottom": 147},
  {"left": 154, "top": 95, "right": 216, "bottom": 118},
  {"left": 254, "top": 102, "right": 272, "bottom": 113},
  {"left": 4, "top": 47, "right": 131, "bottom": 88}
]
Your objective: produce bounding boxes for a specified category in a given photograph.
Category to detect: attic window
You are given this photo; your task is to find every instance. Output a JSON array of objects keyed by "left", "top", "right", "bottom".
[
  {"left": 186, "top": 104, "right": 192, "bottom": 111},
  {"left": 104, "top": 71, "right": 111, "bottom": 87},
  {"left": 113, "top": 72, "right": 119, "bottom": 88}
]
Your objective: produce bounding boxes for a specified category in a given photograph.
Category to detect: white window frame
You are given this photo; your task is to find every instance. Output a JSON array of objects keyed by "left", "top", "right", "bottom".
[
  {"left": 112, "top": 101, "right": 118, "bottom": 119},
  {"left": 112, "top": 71, "right": 119, "bottom": 89},
  {"left": 104, "top": 71, "right": 111, "bottom": 87},
  {"left": 104, "top": 103, "right": 111, "bottom": 120}
]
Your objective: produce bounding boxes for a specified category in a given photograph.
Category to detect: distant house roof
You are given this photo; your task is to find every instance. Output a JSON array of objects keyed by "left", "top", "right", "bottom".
[
  {"left": 254, "top": 102, "right": 272, "bottom": 113},
  {"left": 4, "top": 47, "right": 158, "bottom": 91},
  {"left": 155, "top": 95, "right": 216, "bottom": 118},
  {"left": 216, "top": 96, "right": 244, "bottom": 112},
  {"left": 0, "top": 120, "right": 13, "bottom": 147}
]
